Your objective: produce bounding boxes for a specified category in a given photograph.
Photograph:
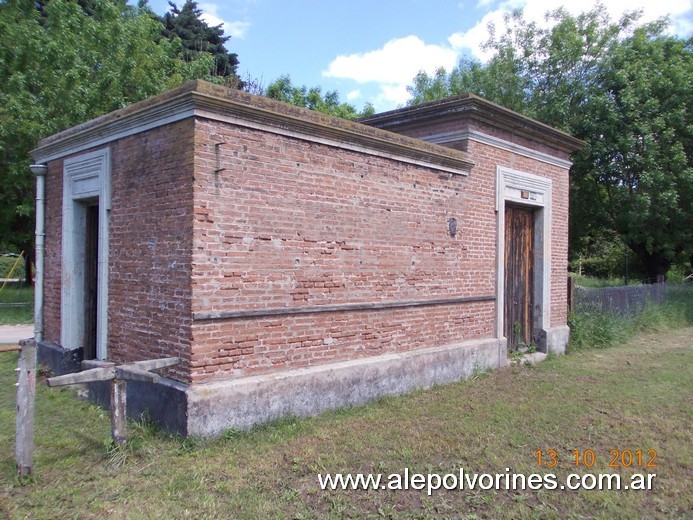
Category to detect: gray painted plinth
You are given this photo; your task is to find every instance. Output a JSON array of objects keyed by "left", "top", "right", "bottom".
[
  {"left": 187, "top": 337, "right": 501, "bottom": 437},
  {"left": 545, "top": 325, "right": 570, "bottom": 355}
]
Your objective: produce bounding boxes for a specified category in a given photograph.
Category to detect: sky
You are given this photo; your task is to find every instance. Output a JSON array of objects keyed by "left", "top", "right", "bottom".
[{"left": 147, "top": 0, "right": 693, "bottom": 112}]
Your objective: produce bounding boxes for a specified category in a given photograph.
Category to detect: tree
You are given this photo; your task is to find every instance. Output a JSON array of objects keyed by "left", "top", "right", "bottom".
[
  {"left": 409, "top": 56, "right": 526, "bottom": 113},
  {"left": 587, "top": 31, "right": 692, "bottom": 278},
  {"left": 0, "top": 0, "right": 215, "bottom": 279},
  {"left": 161, "top": 0, "right": 240, "bottom": 85},
  {"left": 264, "top": 75, "right": 375, "bottom": 119},
  {"left": 406, "top": 6, "right": 692, "bottom": 279}
]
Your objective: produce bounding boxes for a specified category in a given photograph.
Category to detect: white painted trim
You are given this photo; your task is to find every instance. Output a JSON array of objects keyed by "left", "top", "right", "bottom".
[
  {"left": 426, "top": 129, "right": 573, "bottom": 169},
  {"left": 496, "top": 166, "right": 552, "bottom": 347},
  {"left": 62, "top": 148, "right": 110, "bottom": 359}
]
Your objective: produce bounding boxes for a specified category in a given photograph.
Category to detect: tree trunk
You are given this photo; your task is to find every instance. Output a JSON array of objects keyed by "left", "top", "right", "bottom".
[
  {"left": 629, "top": 243, "right": 671, "bottom": 283},
  {"left": 24, "top": 245, "right": 33, "bottom": 287}
]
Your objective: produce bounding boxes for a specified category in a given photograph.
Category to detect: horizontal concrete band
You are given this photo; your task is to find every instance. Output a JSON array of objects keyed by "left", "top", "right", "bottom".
[
  {"left": 193, "top": 294, "right": 496, "bottom": 321},
  {"left": 186, "top": 336, "right": 503, "bottom": 436}
]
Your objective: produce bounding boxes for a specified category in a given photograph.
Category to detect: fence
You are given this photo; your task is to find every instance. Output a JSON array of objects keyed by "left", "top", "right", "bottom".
[{"left": 569, "top": 281, "right": 674, "bottom": 316}]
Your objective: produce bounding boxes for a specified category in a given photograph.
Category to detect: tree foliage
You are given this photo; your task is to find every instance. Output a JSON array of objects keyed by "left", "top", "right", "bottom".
[
  {"left": 407, "top": 6, "right": 692, "bottom": 279},
  {"left": 161, "top": 0, "right": 240, "bottom": 84},
  {"left": 264, "top": 75, "right": 375, "bottom": 119},
  {"left": 0, "top": 0, "right": 216, "bottom": 269}
]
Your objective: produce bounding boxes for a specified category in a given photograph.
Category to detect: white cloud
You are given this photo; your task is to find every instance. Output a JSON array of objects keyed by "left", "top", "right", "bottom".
[
  {"left": 222, "top": 20, "right": 252, "bottom": 39},
  {"left": 199, "top": 3, "right": 251, "bottom": 40},
  {"left": 324, "top": 35, "right": 458, "bottom": 84},
  {"left": 324, "top": 0, "right": 691, "bottom": 110},
  {"left": 346, "top": 89, "right": 361, "bottom": 102},
  {"left": 323, "top": 35, "right": 458, "bottom": 110},
  {"left": 451, "top": 0, "right": 693, "bottom": 60}
]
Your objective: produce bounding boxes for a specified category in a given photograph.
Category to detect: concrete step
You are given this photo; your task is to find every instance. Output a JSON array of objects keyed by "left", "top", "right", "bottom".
[{"left": 521, "top": 352, "right": 547, "bottom": 365}]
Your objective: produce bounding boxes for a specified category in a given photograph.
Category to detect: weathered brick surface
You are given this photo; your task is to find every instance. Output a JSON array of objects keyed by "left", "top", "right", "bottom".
[
  {"left": 363, "top": 107, "right": 573, "bottom": 332},
  {"left": 38, "top": 86, "right": 575, "bottom": 387},
  {"left": 190, "top": 119, "right": 496, "bottom": 382},
  {"left": 107, "top": 120, "right": 195, "bottom": 382},
  {"left": 464, "top": 139, "right": 569, "bottom": 327},
  {"left": 42, "top": 160, "right": 64, "bottom": 344},
  {"left": 41, "top": 120, "right": 196, "bottom": 383}
]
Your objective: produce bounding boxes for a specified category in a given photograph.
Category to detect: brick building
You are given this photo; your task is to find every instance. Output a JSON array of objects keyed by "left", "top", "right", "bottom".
[{"left": 30, "top": 80, "right": 582, "bottom": 436}]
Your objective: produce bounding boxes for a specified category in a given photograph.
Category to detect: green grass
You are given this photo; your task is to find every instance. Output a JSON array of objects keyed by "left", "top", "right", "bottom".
[
  {"left": 0, "top": 284, "right": 33, "bottom": 325},
  {"left": 569, "top": 274, "right": 638, "bottom": 288},
  {"left": 1, "top": 327, "right": 691, "bottom": 519}
]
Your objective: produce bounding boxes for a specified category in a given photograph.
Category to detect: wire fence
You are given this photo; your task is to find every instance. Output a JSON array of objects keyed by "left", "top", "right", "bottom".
[{"left": 570, "top": 281, "right": 687, "bottom": 317}]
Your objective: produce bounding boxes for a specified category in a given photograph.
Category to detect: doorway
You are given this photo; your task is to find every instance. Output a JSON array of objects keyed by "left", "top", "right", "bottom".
[{"left": 83, "top": 203, "right": 99, "bottom": 360}]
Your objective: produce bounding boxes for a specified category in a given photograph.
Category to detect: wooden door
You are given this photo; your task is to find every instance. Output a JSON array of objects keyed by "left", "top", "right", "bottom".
[{"left": 504, "top": 205, "right": 534, "bottom": 351}]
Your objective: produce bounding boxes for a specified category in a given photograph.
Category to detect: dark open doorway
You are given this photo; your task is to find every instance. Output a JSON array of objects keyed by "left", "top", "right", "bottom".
[{"left": 83, "top": 203, "right": 99, "bottom": 360}]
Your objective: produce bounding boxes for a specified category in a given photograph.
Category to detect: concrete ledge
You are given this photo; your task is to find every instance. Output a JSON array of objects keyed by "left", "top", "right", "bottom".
[
  {"left": 186, "top": 336, "right": 501, "bottom": 436},
  {"left": 545, "top": 325, "right": 570, "bottom": 355},
  {"left": 39, "top": 336, "right": 505, "bottom": 437},
  {"left": 37, "top": 341, "right": 83, "bottom": 376}
]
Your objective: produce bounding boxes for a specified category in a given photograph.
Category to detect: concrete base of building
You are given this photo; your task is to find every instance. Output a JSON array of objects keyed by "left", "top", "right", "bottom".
[
  {"left": 39, "top": 334, "right": 567, "bottom": 437},
  {"left": 545, "top": 325, "right": 570, "bottom": 355},
  {"left": 185, "top": 336, "right": 502, "bottom": 436}
]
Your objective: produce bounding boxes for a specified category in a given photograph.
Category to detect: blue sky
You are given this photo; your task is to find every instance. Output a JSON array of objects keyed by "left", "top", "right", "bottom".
[{"left": 146, "top": 0, "right": 693, "bottom": 112}]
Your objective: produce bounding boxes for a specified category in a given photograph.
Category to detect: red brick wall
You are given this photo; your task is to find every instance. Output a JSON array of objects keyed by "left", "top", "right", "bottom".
[
  {"left": 364, "top": 115, "right": 571, "bottom": 330},
  {"left": 40, "top": 107, "right": 569, "bottom": 386},
  {"left": 107, "top": 119, "right": 195, "bottom": 381},
  {"left": 41, "top": 120, "right": 196, "bottom": 383},
  {"left": 42, "top": 160, "right": 64, "bottom": 344},
  {"left": 465, "top": 139, "right": 570, "bottom": 328},
  {"left": 189, "top": 119, "right": 497, "bottom": 382}
]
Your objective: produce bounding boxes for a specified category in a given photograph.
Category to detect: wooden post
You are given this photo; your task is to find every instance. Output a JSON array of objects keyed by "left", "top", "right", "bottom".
[
  {"left": 110, "top": 379, "right": 127, "bottom": 445},
  {"left": 15, "top": 339, "right": 37, "bottom": 477},
  {"left": 656, "top": 274, "right": 666, "bottom": 304},
  {"left": 47, "top": 357, "right": 178, "bottom": 445}
]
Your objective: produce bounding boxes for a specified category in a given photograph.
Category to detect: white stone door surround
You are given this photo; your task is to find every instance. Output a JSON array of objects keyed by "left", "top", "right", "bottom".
[
  {"left": 62, "top": 148, "right": 110, "bottom": 359},
  {"left": 496, "top": 166, "right": 552, "bottom": 351}
]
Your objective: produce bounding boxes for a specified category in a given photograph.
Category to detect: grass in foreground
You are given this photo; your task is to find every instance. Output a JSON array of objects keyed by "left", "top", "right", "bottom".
[
  {"left": 0, "top": 284, "right": 33, "bottom": 325},
  {"left": 0, "top": 327, "right": 691, "bottom": 519}
]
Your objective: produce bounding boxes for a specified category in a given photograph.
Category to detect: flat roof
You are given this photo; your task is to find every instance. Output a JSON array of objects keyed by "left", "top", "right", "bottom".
[
  {"left": 31, "top": 80, "right": 475, "bottom": 176},
  {"left": 360, "top": 93, "right": 585, "bottom": 154}
]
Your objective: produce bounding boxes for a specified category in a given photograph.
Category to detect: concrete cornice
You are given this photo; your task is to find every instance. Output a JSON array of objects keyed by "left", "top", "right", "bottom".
[
  {"left": 360, "top": 93, "right": 585, "bottom": 156},
  {"left": 426, "top": 129, "right": 573, "bottom": 169},
  {"left": 31, "top": 80, "right": 475, "bottom": 176}
]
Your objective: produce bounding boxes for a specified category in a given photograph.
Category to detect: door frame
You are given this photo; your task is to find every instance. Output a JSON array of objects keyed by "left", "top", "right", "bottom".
[
  {"left": 62, "top": 148, "right": 110, "bottom": 359},
  {"left": 496, "top": 166, "right": 551, "bottom": 351}
]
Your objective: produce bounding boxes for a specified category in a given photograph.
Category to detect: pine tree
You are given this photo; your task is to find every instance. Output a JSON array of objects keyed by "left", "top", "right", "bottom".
[{"left": 161, "top": 1, "right": 240, "bottom": 83}]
